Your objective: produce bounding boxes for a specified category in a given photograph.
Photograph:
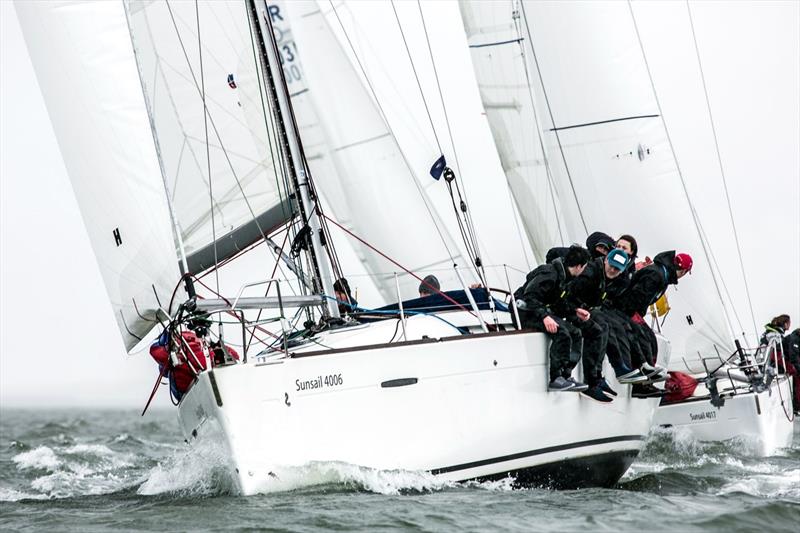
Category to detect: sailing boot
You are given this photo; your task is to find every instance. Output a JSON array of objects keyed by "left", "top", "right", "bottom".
[
  {"left": 597, "top": 378, "right": 618, "bottom": 397},
  {"left": 581, "top": 384, "right": 613, "bottom": 403},
  {"left": 631, "top": 383, "right": 666, "bottom": 398}
]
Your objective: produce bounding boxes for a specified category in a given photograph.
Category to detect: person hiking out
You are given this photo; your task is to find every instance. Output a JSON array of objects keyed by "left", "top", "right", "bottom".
[
  {"left": 565, "top": 248, "right": 640, "bottom": 401},
  {"left": 614, "top": 250, "right": 693, "bottom": 397},
  {"left": 514, "top": 245, "right": 592, "bottom": 392}
]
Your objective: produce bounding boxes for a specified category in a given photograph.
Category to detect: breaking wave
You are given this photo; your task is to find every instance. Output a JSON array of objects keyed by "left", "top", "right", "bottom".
[{"left": 620, "top": 426, "right": 800, "bottom": 501}]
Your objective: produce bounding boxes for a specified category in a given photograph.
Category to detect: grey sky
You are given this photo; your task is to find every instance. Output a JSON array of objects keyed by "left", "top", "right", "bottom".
[{"left": 1, "top": 1, "right": 798, "bottom": 408}]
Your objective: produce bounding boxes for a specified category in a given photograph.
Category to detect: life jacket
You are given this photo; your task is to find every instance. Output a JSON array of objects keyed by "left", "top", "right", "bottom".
[
  {"left": 663, "top": 371, "right": 698, "bottom": 404},
  {"left": 149, "top": 330, "right": 208, "bottom": 400}
]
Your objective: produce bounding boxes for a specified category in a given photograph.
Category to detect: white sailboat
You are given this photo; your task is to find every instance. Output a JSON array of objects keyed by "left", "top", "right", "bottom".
[
  {"left": 458, "top": 0, "right": 795, "bottom": 455},
  {"left": 17, "top": 0, "right": 668, "bottom": 495}
]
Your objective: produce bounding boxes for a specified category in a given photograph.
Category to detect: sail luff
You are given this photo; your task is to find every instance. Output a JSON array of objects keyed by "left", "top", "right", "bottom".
[
  {"left": 251, "top": 0, "right": 339, "bottom": 316},
  {"left": 16, "top": 0, "right": 183, "bottom": 351}
]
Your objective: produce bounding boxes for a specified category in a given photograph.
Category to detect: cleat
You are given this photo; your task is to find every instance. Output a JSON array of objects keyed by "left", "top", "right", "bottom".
[
  {"left": 548, "top": 376, "right": 575, "bottom": 391},
  {"left": 582, "top": 386, "right": 613, "bottom": 403}
]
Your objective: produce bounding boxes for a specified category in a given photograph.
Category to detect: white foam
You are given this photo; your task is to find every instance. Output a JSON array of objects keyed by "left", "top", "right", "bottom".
[
  {"left": 137, "top": 441, "right": 237, "bottom": 496},
  {"left": 13, "top": 446, "right": 60, "bottom": 471},
  {"left": 718, "top": 469, "right": 800, "bottom": 498},
  {"left": 0, "top": 487, "right": 48, "bottom": 502},
  {"left": 463, "top": 475, "right": 517, "bottom": 492},
  {"left": 29, "top": 470, "right": 130, "bottom": 499},
  {"left": 256, "top": 461, "right": 456, "bottom": 495}
]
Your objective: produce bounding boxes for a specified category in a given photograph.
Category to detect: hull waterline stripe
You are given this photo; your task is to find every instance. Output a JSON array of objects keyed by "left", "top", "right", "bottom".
[{"left": 431, "top": 435, "right": 644, "bottom": 474}]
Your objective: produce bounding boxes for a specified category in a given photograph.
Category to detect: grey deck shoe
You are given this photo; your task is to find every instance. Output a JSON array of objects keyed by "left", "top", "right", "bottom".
[
  {"left": 548, "top": 376, "right": 576, "bottom": 391},
  {"left": 566, "top": 377, "right": 589, "bottom": 392}
]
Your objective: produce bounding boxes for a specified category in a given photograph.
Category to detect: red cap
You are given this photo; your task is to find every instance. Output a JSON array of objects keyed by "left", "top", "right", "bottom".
[{"left": 675, "top": 253, "right": 693, "bottom": 272}]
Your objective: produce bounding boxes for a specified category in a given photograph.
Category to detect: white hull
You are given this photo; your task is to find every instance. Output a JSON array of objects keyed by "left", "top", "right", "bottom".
[
  {"left": 654, "top": 375, "right": 795, "bottom": 456},
  {"left": 176, "top": 315, "right": 665, "bottom": 495}
]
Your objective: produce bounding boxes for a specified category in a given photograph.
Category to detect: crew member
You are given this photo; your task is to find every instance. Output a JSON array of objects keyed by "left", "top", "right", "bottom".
[
  {"left": 419, "top": 275, "right": 441, "bottom": 298},
  {"left": 566, "top": 248, "right": 639, "bottom": 401},
  {"left": 614, "top": 251, "right": 693, "bottom": 397},
  {"left": 514, "top": 245, "right": 592, "bottom": 392},
  {"left": 334, "top": 278, "right": 357, "bottom": 315}
]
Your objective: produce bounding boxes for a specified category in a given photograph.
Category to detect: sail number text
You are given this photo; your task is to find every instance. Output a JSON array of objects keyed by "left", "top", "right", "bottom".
[{"left": 296, "top": 373, "right": 343, "bottom": 392}]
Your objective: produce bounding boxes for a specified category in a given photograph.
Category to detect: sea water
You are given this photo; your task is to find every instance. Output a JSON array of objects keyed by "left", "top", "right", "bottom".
[{"left": 1, "top": 408, "right": 797, "bottom": 532}]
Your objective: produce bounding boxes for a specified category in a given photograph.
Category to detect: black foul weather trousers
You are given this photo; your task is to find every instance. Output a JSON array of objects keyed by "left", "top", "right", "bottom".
[
  {"left": 630, "top": 321, "right": 659, "bottom": 366},
  {"left": 523, "top": 315, "right": 582, "bottom": 380},
  {"left": 593, "top": 309, "right": 633, "bottom": 371},
  {"left": 576, "top": 317, "right": 608, "bottom": 386}
]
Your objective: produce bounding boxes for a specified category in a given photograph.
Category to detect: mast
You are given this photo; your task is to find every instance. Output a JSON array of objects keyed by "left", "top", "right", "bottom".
[{"left": 248, "top": 0, "right": 339, "bottom": 318}]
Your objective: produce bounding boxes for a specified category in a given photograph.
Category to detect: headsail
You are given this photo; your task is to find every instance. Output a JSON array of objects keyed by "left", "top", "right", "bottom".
[
  {"left": 16, "top": 1, "right": 181, "bottom": 351},
  {"left": 459, "top": 1, "right": 568, "bottom": 263},
  {"left": 460, "top": 0, "right": 735, "bottom": 365},
  {"left": 281, "top": 1, "right": 468, "bottom": 302},
  {"left": 125, "top": 0, "right": 295, "bottom": 275}
]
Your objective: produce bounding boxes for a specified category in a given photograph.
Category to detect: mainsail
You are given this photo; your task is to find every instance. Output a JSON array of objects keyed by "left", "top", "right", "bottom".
[
  {"left": 460, "top": 0, "right": 735, "bottom": 366},
  {"left": 16, "top": 1, "right": 181, "bottom": 351}
]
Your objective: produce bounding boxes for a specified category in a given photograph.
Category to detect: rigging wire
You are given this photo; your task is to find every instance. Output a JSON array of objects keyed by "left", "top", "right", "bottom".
[
  {"left": 327, "top": 0, "right": 459, "bottom": 267},
  {"left": 394, "top": 1, "right": 485, "bottom": 283},
  {"left": 518, "top": 1, "right": 589, "bottom": 237},
  {"left": 694, "top": 211, "right": 749, "bottom": 340},
  {"left": 416, "top": 10, "right": 486, "bottom": 281},
  {"left": 322, "top": 213, "right": 489, "bottom": 325},
  {"left": 686, "top": 0, "right": 759, "bottom": 340},
  {"left": 165, "top": 1, "right": 275, "bottom": 278},
  {"left": 512, "top": 2, "right": 566, "bottom": 248},
  {"left": 391, "top": 0, "right": 442, "bottom": 155},
  {"left": 627, "top": 0, "right": 738, "bottom": 342},
  {"left": 245, "top": 3, "right": 294, "bottom": 232},
  {"left": 194, "top": 0, "right": 220, "bottom": 296},
  {"left": 416, "top": 6, "right": 486, "bottom": 269}
]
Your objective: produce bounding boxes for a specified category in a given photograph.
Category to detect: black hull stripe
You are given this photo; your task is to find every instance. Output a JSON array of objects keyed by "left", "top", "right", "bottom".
[{"left": 431, "top": 435, "right": 644, "bottom": 474}]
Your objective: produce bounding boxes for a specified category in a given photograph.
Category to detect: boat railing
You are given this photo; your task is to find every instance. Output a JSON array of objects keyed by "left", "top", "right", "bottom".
[{"left": 702, "top": 337, "right": 790, "bottom": 397}]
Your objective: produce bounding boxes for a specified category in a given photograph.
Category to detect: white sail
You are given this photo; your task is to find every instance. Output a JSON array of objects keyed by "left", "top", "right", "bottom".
[
  {"left": 460, "top": 0, "right": 735, "bottom": 365},
  {"left": 16, "top": 1, "right": 181, "bottom": 351},
  {"left": 125, "top": 0, "right": 294, "bottom": 274},
  {"left": 312, "top": 1, "right": 537, "bottom": 283},
  {"left": 459, "top": 0, "right": 568, "bottom": 262},
  {"left": 281, "top": 0, "right": 469, "bottom": 302}
]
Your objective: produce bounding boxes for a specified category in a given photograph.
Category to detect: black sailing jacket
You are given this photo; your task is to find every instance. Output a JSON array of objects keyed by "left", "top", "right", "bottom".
[
  {"left": 514, "top": 258, "right": 574, "bottom": 322},
  {"left": 615, "top": 251, "right": 678, "bottom": 316},
  {"left": 565, "top": 257, "right": 606, "bottom": 310},
  {"left": 784, "top": 329, "right": 800, "bottom": 367}
]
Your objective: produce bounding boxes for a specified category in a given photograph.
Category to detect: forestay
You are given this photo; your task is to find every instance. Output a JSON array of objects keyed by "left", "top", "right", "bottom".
[
  {"left": 125, "top": 0, "right": 294, "bottom": 275},
  {"left": 16, "top": 1, "right": 181, "bottom": 352},
  {"left": 281, "top": 0, "right": 466, "bottom": 302},
  {"left": 460, "top": 1, "right": 734, "bottom": 366}
]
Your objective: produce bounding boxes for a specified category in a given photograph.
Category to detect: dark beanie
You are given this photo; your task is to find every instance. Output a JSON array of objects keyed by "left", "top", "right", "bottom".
[{"left": 419, "top": 275, "right": 441, "bottom": 294}]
